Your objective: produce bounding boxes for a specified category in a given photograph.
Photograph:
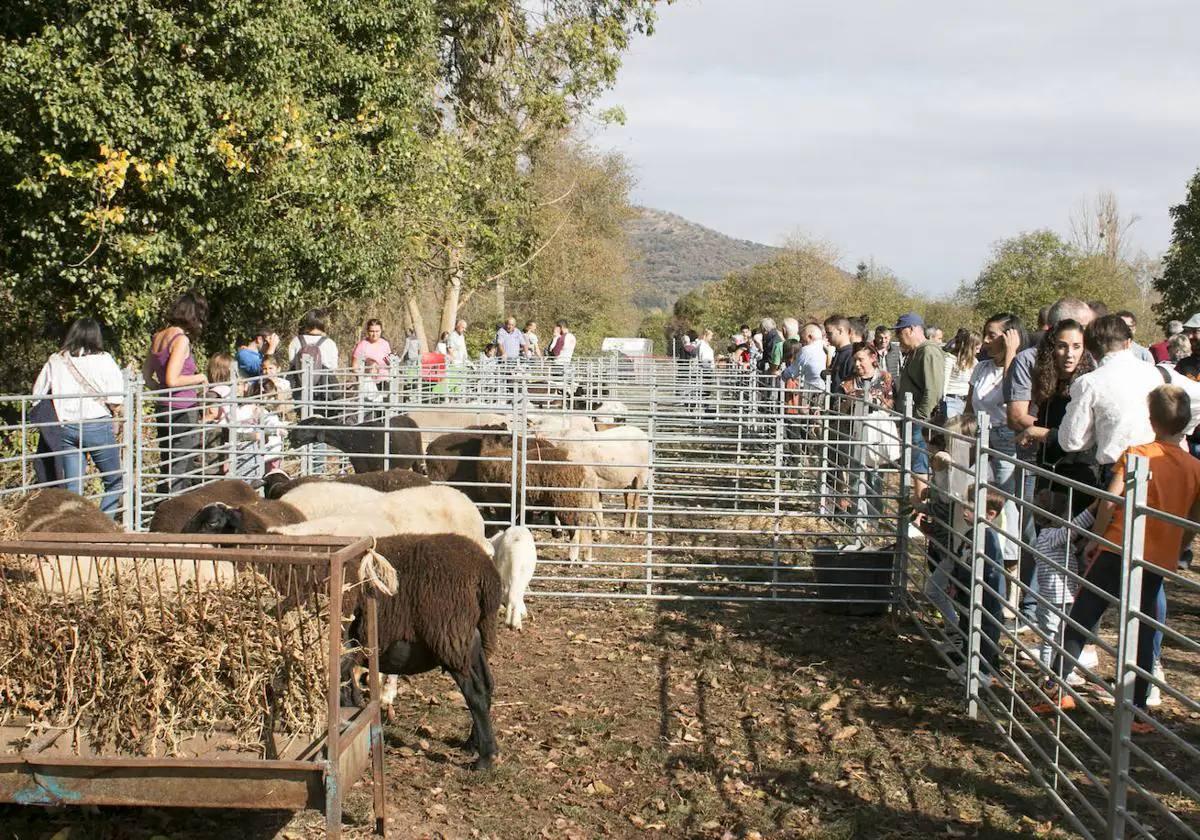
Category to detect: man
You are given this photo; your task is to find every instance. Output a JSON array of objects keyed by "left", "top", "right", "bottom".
[
  {"left": 759, "top": 318, "right": 783, "bottom": 375},
  {"left": 447, "top": 318, "right": 468, "bottom": 366},
  {"left": 893, "top": 313, "right": 945, "bottom": 501},
  {"left": 495, "top": 316, "right": 527, "bottom": 360},
  {"left": 1058, "top": 315, "right": 1163, "bottom": 470},
  {"left": 1036, "top": 305, "right": 1051, "bottom": 335},
  {"left": 236, "top": 327, "right": 279, "bottom": 378},
  {"left": 797, "top": 323, "right": 827, "bottom": 391},
  {"left": 782, "top": 317, "right": 801, "bottom": 360},
  {"left": 554, "top": 319, "right": 576, "bottom": 364},
  {"left": 823, "top": 314, "right": 855, "bottom": 394},
  {"left": 1150, "top": 320, "right": 1184, "bottom": 364},
  {"left": 926, "top": 325, "right": 944, "bottom": 346},
  {"left": 848, "top": 318, "right": 868, "bottom": 345},
  {"left": 1172, "top": 314, "right": 1200, "bottom": 380},
  {"left": 876, "top": 325, "right": 901, "bottom": 380},
  {"left": 1116, "top": 310, "right": 1155, "bottom": 363}
]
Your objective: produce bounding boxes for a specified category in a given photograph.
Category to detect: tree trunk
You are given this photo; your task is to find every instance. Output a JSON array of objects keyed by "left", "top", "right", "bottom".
[
  {"left": 439, "top": 244, "right": 464, "bottom": 337},
  {"left": 404, "top": 291, "right": 429, "bottom": 353},
  {"left": 495, "top": 279, "right": 505, "bottom": 314}
]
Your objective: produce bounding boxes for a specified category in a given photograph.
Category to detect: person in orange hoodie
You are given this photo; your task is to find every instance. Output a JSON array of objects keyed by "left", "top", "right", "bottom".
[{"left": 1034, "top": 385, "right": 1200, "bottom": 731}]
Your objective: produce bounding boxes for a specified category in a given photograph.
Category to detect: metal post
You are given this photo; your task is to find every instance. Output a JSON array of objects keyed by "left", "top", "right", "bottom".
[
  {"left": 818, "top": 390, "right": 832, "bottom": 516},
  {"left": 771, "top": 409, "right": 783, "bottom": 599},
  {"left": 300, "top": 356, "right": 314, "bottom": 477},
  {"left": 966, "top": 414, "right": 991, "bottom": 720},
  {"left": 894, "top": 394, "right": 914, "bottom": 606},
  {"left": 226, "top": 366, "right": 240, "bottom": 479},
  {"left": 644, "top": 384, "right": 657, "bottom": 596},
  {"left": 1107, "top": 454, "right": 1149, "bottom": 836},
  {"left": 121, "top": 369, "right": 140, "bottom": 530},
  {"left": 510, "top": 376, "right": 523, "bottom": 528},
  {"left": 325, "top": 550, "right": 344, "bottom": 839}
]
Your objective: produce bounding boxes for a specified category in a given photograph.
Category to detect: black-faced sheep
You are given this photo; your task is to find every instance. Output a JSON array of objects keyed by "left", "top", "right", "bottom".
[
  {"left": 477, "top": 436, "right": 602, "bottom": 563},
  {"left": 424, "top": 425, "right": 512, "bottom": 513},
  {"left": 261, "top": 468, "right": 431, "bottom": 500},
  {"left": 290, "top": 414, "right": 423, "bottom": 473},
  {"left": 180, "top": 498, "right": 307, "bottom": 535},
  {"left": 148, "top": 479, "right": 261, "bottom": 532},
  {"left": 341, "top": 533, "right": 502, "bottom": 770}
]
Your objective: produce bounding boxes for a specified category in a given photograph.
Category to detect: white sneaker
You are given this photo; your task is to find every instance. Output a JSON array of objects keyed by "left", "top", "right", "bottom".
[
  {"left": 1147, "top": 662, "right": 1165, "bottom": 708},
  {"left": 1066, "top": 670, "right": 1086, "bottom": 687},
  {"left": 1078, "top": 646, "right": 1100, "bottom": 671}
]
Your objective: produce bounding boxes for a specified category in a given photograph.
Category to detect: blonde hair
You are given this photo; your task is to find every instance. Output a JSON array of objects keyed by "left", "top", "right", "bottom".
[
  {"left": 1149, "top": 384, "right": 1191, "bottom": 437},
  {"left": 207, "top": 352, "right": 233, "bottom": 383}
]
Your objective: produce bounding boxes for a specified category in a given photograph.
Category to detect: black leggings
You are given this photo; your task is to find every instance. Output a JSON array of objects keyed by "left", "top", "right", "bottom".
[{"left": 1050, "top": 551, "right": 1163, "bottom": 709}]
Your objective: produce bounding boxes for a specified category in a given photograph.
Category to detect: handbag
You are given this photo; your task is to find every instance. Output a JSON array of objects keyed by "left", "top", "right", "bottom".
[{"left": 60, "top": 352, "right": 114, "bottom": 416}]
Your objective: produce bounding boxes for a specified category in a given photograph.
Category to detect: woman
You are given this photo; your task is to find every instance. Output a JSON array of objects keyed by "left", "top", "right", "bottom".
[
  {"left": 1017, "top": 319, "right": 1098, "bottom": 498},
  {"left": 144, "top": 291, "right": 209, "bottom": 494},
  {"left": 351, "top": 318, "right": 391, "bottom": 378},
  {"left": 942, "top": 329, "right": 980, "bottom": 418},
  {"left": 965, "top": 313, "right": 1026, "bottom": 492},
  {"left": 695, "top": 329, "right": 715, "bottom": 369},
  {"left": 435, "top": 331, "right": 450, "bottom": 355},
  {"left": 841, "top": 342, "right": 894, "bottom": 410},
  {"left": 33, "top": 318, "right": 126, "bottom": 514}
]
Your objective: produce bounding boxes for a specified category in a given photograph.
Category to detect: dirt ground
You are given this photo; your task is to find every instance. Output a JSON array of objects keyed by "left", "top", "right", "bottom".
[{"left": 3, "top": 598, "right": 1083, "bottom": 840}]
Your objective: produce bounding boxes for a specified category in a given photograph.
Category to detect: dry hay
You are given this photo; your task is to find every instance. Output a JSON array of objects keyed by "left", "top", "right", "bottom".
[{"left": 0, "top": 569, "right": 333, "bottom": 758}]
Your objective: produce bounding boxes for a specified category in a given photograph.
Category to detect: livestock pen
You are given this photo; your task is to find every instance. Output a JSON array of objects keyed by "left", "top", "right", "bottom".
[{"left": 1, "top": 358, "right": 1197, "bottom": 838}]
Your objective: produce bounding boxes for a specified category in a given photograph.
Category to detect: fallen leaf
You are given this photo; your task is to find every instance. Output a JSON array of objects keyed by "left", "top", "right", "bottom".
[
  {"left": 818, "top": 694, "right": 842, "bottom": 712},
  {"left": 832, "top": 725, "right": 859, "bottom": 741}
]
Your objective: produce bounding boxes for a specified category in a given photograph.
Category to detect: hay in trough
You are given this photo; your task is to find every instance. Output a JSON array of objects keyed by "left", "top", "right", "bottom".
[{"left": 0, "top": 568, "right": 333, "bottom": 757}]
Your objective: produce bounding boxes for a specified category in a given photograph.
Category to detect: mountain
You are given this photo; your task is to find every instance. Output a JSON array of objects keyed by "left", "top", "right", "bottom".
[{"left": 626, "top": 207, "right": 781, "bottom": 310}]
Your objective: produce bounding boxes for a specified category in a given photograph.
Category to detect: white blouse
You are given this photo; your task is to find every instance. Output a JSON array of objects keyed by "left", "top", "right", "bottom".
[{"left": 33, "top": 351, "right": 125, "bottom": 423}]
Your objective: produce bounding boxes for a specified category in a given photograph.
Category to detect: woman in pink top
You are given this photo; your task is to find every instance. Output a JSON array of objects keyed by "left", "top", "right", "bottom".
[
  {"left": 352, "top": 318, "right": 392, "bottom": 381},
  {"left": 143, "top": 291, "right": 208, "bottom": 494}
]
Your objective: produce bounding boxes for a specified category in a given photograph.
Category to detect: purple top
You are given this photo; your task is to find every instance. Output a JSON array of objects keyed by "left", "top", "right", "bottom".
[{"left": 148, "top": 332, "right": 200, "bottom": 410}]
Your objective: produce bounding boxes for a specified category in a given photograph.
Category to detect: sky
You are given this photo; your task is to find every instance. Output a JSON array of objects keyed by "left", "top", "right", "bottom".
[{"left": 595, "top": 0, "right": 1200, "bottom": 295}]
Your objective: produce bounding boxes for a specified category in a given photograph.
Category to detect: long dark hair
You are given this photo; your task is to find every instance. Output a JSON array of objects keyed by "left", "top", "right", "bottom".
[
  {"left": 984, "top": 312, "right": 1028, "bottom": 357},
  {"left": 165, "top": 290, "right": 208, "bottom": 336},
  {"left": 1032, "top": 319, "right": 1094, "bottom": 405},
  {"left": 61, "top": 317, "right": 104, "bottom": 356},
  {"left": 299, "top": 308, "right": 328, "bottom": 334}
]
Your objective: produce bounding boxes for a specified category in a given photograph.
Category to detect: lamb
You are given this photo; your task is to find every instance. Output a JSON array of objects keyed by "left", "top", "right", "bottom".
[
  {"left": 261, "top": 467, "right": 430, "bottom": 500},
  {"left": 593, "top": 400, "right": 630, "bottom": 428},
  {"left": 477, "top": 435, "right": 602, "bottom": 563},
  {"left": 206, "top": 481, "right": 492, "bottom": 556},
  {"left": 148, "top": 479, "right": 261, "bottom": 532},
  {"left": 341, "top": 534, "right": 502, "bottom": 769},
  {"left": 290, "top": 414, "right": 423, "bottom": 473},
  {"left": 525, "top": 411, "right": 595, "bottom": 437},
  {"left": 490, "top": 526, "right": 537, "bottom": 630},
  {"left": 556, "top": 425, "right": 651, "bottom": 531}
]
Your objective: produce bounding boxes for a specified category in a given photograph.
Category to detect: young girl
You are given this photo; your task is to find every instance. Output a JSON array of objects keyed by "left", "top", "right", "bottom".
[{"left": 1031, "top": 490, "right": 1096, "bottom": 675}]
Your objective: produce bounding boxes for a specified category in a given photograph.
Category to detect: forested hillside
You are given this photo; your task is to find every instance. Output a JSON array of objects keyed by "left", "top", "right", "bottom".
[{"left": 626, "top": 207, "right": 780, "bottom": 309}]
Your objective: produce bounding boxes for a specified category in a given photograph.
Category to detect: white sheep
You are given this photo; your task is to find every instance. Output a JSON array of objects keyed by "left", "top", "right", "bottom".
[
  {"left": 593, "top": 400, "right": 630, "bottom": 428},
  {"left": 557, "top": 425, "right": 651, "bottom": 531},
  {"left": 274, "top": 483, "right": 492, "bottom": 556},
  {"left": 490, "top": 526, "right": 537, "bottom": 630},
  {"left": 525, "top": 412, "right": 596, "bottom": 437}
]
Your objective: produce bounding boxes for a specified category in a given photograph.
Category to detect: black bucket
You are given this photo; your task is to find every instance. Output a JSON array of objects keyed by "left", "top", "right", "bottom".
[{"left": 810, "top": 540, "right": 897, "bottom": 616}]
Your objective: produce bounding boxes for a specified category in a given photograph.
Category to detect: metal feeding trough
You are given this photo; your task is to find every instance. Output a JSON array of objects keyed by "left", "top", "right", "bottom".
[
  {"left": 0, "top": 532, "right": 386, "bottom": 839},
  {"left": 809, "top": 539, "right": 899, "bottom": 616}
]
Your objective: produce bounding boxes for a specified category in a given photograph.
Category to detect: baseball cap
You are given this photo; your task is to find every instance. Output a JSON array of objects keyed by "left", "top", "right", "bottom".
[
  {"left": 1184, "top": 313, "right": 1200, "bottom": 330},
  {"left": 892, "top": 312, "right": 925, "bottom": 331}
]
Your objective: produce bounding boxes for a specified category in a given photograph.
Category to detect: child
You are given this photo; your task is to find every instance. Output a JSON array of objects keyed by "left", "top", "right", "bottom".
[
  {"left": 1035, "top": 385, "right": 1200, "bottom": 730},
  {"left": 1031, "top": 489, "right": 1096, "bottom": 674},
  {"left": 955, "top": 489, "right": 1007, "bottom": 682},
  {"left": 200, "top": 353, "right": 235, "bottom": 475},
  {"left": 261, "top": 357, "right": 293, "bottom": 421}
]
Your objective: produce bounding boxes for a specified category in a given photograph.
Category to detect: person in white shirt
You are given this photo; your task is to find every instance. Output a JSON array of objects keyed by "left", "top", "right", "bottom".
[
  {"left": 696, "top": 329, "right": 715, "bottom": 368},
  {"left": 797, "top": 323, "right": 828, "bottom": 391},
  {"left": 447, "top": 319, "right": 469, "bottom": 366},
  {"left": 1058, "top": 315, "right": 1163, "bottom": 468},
  {"left": 965, "top": 313, "right": 1025, "bottom": 492},
  {"left": 523, "top": 321, "right": 541, "bottom": 358},
  {"left": 32, "top": 318, "right": 126, "bottom": 513},
  {"left": 553, "top": 320, "right": 576, "bottom": 365},
  {"left": 941, "top": 329, "right": 980, "bottom": 418}
]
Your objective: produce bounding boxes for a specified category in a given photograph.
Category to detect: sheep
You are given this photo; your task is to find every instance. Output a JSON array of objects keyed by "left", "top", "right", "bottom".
[
  {"left": 273, "top": 485, "right": 491, "bottom": 556},
  {"left": 525, "top": 412, "right": 595, "bottom": 437},
  {"left": 15, "top": 488, "right": 123, "bottom": 535},
  {"left": 424, "top": 425, "right": 513, "bottom": 516},
  {"left": 148, "top": 479, "right": 260, "bottom": 532},
  {"left": 593, "top": 400, "right": 630, "bottom": 428},
  {"left": 404, "top": 409, "right": 508, "bottom": 454},
  {"left": 290, "top": 414, "right": 423, "bottom": 473},
  {"left": 340, "top": 533, "right": 502, "bottom": 769},
  {"left": 555, "top": 425, "right": 651, "bottom": 531},
  {"left": 180, "top": 498, "right": 307, "bottom": 535},
  {"left": 477, "top": 435, "right": 602, "bottom": 563},
  {"left": 490, "top": 526, "right": 537, "bottom": 630},
  {"left": 261, "top": 467, "right": 430, "bottom": 500}
]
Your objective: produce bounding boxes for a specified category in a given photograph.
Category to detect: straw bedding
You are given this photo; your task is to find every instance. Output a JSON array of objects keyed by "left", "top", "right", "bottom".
[{"left": 0, "top": 565, "right": 333, "bottom": 757}]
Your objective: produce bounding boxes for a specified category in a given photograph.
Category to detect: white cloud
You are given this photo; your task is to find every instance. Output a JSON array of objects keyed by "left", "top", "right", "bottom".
[{"left": 597, "top": 0, "right": 1200, "bottom": 294}]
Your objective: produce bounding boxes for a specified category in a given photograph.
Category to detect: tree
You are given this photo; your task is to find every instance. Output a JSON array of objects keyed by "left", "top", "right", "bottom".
[
  {"left": 971, "top": 231, "right": 1078, "bottom": 323},
  {"left": 1155, "top": 169, "right": 1200, "bottom": 322}
]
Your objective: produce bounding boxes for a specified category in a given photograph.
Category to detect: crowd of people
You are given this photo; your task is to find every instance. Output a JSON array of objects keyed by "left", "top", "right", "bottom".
[{"left": 680, "top": 301, "right": 1200, "bottom": 732}]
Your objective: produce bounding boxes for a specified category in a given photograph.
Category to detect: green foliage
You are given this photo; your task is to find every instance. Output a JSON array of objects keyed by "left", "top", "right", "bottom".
[
  {"left": 970, "top": 231, "right": 1078, "bottom": 322},
  {"left": 1155, "top": 169, "right": 1200, "bottom": 322}
]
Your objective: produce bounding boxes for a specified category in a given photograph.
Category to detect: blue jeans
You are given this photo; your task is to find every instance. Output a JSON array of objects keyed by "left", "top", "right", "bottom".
[
  {"left": 943, "top": 395, "right": 966, "bottom": 419},
  {"left": 989, "top": 424, "right": 1017, "bottom": 494},
  {"left": 910, "top": 426, "right": 930, "bottom": 475},
  {"left": 58, "top": 419, "right": 123, "bottom": 515}
]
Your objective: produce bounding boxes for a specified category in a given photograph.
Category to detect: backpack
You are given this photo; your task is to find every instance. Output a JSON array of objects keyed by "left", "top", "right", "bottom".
[{"left": 290, "top": 335, "right": 336, "bottom": 398}]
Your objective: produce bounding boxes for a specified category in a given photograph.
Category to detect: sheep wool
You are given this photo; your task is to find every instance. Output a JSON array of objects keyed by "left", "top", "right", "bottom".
[
  {"left": 148, "top": 479, "right": 260, "bottom": 532},
  {"left": 490, "top": 526, "right": 537, "bottom": 630}
]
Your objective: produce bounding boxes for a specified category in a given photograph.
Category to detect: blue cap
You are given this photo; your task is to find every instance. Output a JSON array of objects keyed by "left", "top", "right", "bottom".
[{"left": 892, "top": 312, "right": 924, "bottom": 331}]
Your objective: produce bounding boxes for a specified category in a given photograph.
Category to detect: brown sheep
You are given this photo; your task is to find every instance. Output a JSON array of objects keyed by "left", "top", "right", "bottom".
[
  {"left": 148, "top": 479, "right": 260, "bottom": 532},
  {"left": 477, "top": 436, "right": 602, "bottom": 563},
  {"left": 341, "top": 534, "right": 502, "bottom": 770},
  {"left": 425, "top": 425, "right": 512, "bottom": 515},
  {"left": 15, "top": 488, "right": 122, "bottom": 534},
  {"left": 261, "top": 467, "right": 431, "bottom": 501}
]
